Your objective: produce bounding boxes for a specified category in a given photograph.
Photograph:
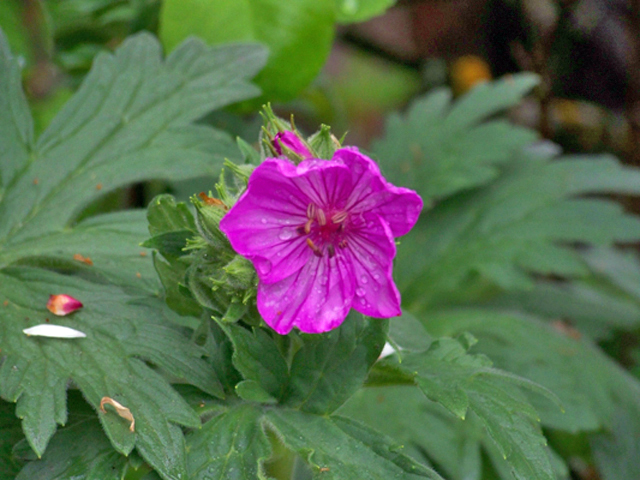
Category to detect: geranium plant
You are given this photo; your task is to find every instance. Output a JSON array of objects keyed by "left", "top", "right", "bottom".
[{"left": 1, "top": 14, "right": 640, "bottom": 480}]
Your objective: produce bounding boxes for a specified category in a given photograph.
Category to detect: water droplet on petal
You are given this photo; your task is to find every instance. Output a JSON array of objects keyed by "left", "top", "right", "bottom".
[
  {"left": 278, "top": 229, "right": 294, "bottom": 240},
  {"left": 319, "top": 275, "right": 329, "bottom": 285},
  {"left": 373, "top": 273, "right": 380, "bottom": 280},
  {"left": 356, "top": 287, "right": 366, "bottom": 297},
  {"left": 360, "top": 275, "right": 368, "bottom": 284},
  {"left": 261, "top": 218, "right": 267, "bottom": 224},
  {"left": 359, "top": 298, "right": 367, "bottom": 305}
]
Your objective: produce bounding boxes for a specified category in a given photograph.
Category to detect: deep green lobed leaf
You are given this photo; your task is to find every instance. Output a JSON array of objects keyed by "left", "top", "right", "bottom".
[
  {"left": 0, "top": 33, "right": 266, "bottom": 245},
  {"left": 266, "top": 407, "right": 443, "bottom": 479},
  {"left": 282, "top": 314, "right": 388, "bottom": 415},
  {"left": 377, "top": 336, "right": 557, "bottom": 480}
]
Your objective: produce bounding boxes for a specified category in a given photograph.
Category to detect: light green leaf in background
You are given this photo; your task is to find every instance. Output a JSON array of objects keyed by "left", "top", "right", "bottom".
[
  {"left": 397, "top": 151, "right": 640, "bottom": 311},
  {"left": 160, "top": 0, "right": 336, "bottom": 102},
  {"left": 335, "top": 0, "right": 397, "bottom": 23},
  {"left": 493, "top": 249, "right": 640, "bottom": 341},
  {"left": 372, "top": 74, "right": 540, "bottom": 204}
]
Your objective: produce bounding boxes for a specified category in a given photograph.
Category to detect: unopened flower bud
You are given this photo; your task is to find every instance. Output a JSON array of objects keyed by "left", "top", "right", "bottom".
[{"left": 273, "top": 131, "right": 313, "bottom": 160}]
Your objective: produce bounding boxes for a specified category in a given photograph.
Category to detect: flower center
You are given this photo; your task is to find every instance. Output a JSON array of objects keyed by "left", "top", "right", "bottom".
[{"left": 297, "top": 203, "right": 349, "bottom": 258}]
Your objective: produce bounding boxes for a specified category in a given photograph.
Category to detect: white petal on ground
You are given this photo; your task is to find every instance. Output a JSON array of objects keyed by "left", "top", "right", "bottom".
[
  {"left": 378, "top": 342, "right": 398, "bottom": 359},
  {"left": 23, "top": 324, "right": 87, "bottom": 338}
]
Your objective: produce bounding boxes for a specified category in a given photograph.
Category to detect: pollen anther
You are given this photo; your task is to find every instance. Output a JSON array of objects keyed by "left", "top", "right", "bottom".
[
  {"left": 317, "top": 208, "right": 326, "bottom": 226},
  {"left": 307, "top": 203, "right": 316, "bottom": 220},
  {"left": 306, "top": 238, "right": 323, "bottom": 257},
  {"left": 332, "top": 211, "right": 348, "bottom": 224},
  {"left": 304, "top": 219, "right": 313, "bottom": 234}
]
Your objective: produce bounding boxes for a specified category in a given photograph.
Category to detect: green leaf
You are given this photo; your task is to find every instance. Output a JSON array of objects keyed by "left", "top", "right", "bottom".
[
  {"left": 144, "top": 195, "right": 203, "bottom": 316},
  {"left": 283, "top": 314, "right": 388, "bottom": 414},
  {"left": 159, "top": 0, "right": 335, "bottom": 102},
  {"left": 494, "top": 275, "right": 640, "bottom": 342},
  {"left": 15, "top": 393, "right": 128, "bottom": 480},
  {"left": 0, "top": 210, "right": 161, "bottom": 293},
  {"left": 335, "top": 0, "right": 396, "bottom": 23},
  {"left": 0, "top": 26, "right": 33, "bottom": 190},
  {"left": 0, "top": 269, "right": 223, "bottom": 479},
  {"left": 186, "top": 404, "right": 272, "bottom": 479},
  {"left": 0, "top": 1, "right": 35, "bottom": 67},
  {"left": 397, "top": 151, "right": 640, "bottom": 310},
  {"left": 147, "top": 195, "right": 197, "bottom": 238},
  {"left": 235, "top": 380, "right": 278, "bottom": 404},
  {"left": 372, "top": 74, "right": 539, "bottom": 203},
  {"left": 0, "top": 398, "right": 26, "bottom": 478},
  {"left": 0, "top": 30, "right": 263, "bottom": 477},
  {"left": 378, "top": 337, "right": 557, "bottom": 480},
  {"left": 590, "top": 407, "right": 640, "bottom": 480},
  {"left": 423, "top": 308, "right": 640, "bottom": 439},
  {"left": 220, "top": 323, "right": 289, "bottom": 400},
  {"left": 340, "top": 386, "right": 483, "bottom": 480},
  {"left": 0, "top": 32, "right": 266, "bottom": 245},
  {"left": 266, "top": 408, "right": 443, "bottom": 479}
]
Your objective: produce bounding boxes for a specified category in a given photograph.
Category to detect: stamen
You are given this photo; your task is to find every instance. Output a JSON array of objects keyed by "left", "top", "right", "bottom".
[
  {"left": 306, "top": 238, "right": 323, "bottom": 257},
  {"left": 338, "top": 240, "right": 348, "bottom": 249},
  {"left": 327, "top": 244, "right": 335, "bottom": 258},
  {"left": 304, "top": 219, "right": 313, "bottom": 234},
  {"left": 307, "top": 203, "right": 316, "bottom": 220},
  {"left": 331, "top": 211, "right": 348, "bottom": 223},
  {"left": 317, "top": 208, "right": 326, "bottom": 226}
]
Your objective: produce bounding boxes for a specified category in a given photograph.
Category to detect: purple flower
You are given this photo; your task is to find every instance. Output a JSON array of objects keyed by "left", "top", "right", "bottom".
[
  {"left": 219, "top": 147, "right": 423, "bottom": 334},
  {"left": 273, "top": 131, "right": 313, "bottom": 159}
]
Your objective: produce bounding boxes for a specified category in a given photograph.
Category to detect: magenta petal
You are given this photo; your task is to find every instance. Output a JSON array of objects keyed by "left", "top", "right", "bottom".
[
  {"left": 220, "top": 160, "right": 312, "bottom": 282},
  {"left": 345, "top": 213, "right": 401, "bottom": 318},
  {"left": 221, "top": 146, "right": 423, "bottom": 335},
  {"left": 334, "top": 148, "right": 423, "bottom": 236},
  {"left": 258, "top": 254, "right": 354, "bottom": 334},
  {"left": 220, "top": 159, "right": 352, "bottom": 283}
]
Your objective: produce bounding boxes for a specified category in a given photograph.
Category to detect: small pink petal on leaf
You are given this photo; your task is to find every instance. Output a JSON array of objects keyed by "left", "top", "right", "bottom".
[{"left": 47, "top": 294, "right": 83, "bottom": 316}]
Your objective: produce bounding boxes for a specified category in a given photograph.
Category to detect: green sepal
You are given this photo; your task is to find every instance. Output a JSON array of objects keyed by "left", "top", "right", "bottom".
[{"left": 307, "top": 124, "right": 341, "bottom": 160}]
